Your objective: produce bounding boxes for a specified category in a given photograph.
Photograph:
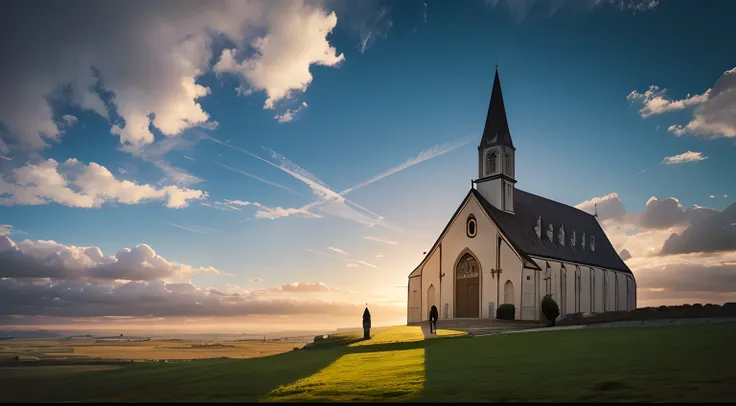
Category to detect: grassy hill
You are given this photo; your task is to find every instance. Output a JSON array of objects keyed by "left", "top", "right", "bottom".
[{"left": 1, "top": 323, "right": 734, "bottom": 402}]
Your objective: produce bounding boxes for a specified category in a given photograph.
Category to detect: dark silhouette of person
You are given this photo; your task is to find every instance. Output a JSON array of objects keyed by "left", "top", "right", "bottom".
[
  {"left": 362, "top": 305, "right": 371, "bottom": 339},
  {"left": 429, "top": 305, "right": 439, "bottom": 334}
]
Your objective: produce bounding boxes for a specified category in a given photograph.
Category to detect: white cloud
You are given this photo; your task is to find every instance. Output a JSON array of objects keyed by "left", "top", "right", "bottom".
[
  {"left": 627, "top": 86, "right": 711, "bottom": 118},
  {"left": 710, "top": 195, "right": 716, "bottom": 199},
  {"left": 249, "top": 278, "right": 262, "bottom": 283},
  {"left": 274, "top": 102, "right": 308, "bottom": 123},
  {"left": 0, "top": 1, "right": 345, "bottom": 151},
  {"left": 0, "top": 225, "right": 13, "bottom": 236},
  {"left": 279, "top": 281, "right": 332, "bottom": 293},
  {"left": 575, "top": 192, "right": 627, "bottom": 221},
  {"left": 183, "top": 155, "right": 196, "bottom": 161},
  {"left": 662, "top": 151, "right": 708, "bottom": 165},
  {"left": 213, "top": 4, "right": 344, "bottom": 111},
  {"left": 363, "top": 236, "right": 398, "bottom": 245},
  {"left": 61, "top": 115, "right": 79, "bottom": 127},
  {"left": 328, "top": 247, "right": 349, "bottom": 255},
  {"left": 376, "top": 254, "right": 386, "bottom": 258},
  {"left": 631, "top": 67, "right": 736, "bottom": 140},
  {"left": 0, "top": 235, "right": 220, "bottom": 282},
  {"left": 346, "top": 263, "right": 359, "bottom": 268},
  {"left": 0, "top": 158, "right": 206, "bottom": 208}
]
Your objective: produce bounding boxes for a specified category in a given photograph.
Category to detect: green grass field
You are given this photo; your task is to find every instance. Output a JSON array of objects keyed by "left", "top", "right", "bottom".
[{"left": 1, "top": 323, "right": 734, "bottom": 402}]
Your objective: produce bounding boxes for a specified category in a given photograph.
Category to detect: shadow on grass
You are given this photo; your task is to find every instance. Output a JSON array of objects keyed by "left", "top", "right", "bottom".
[
  {"left": 0, "top": 347, "right": 347, "bottom": 402},
  {"left": 421, "top": 323, "right": 736, "bottom": 402}
]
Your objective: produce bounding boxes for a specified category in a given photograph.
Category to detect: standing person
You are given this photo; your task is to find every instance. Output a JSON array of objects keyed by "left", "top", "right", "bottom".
[
  {"left": 362, "top": 305, "right": 371, "bottom": 339},
  {"left": 429, "top": 304, "right": 439, "bottom": 334}
]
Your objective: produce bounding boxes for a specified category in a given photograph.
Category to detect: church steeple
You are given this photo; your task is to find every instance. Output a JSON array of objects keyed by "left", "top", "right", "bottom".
[
  {"left": 479, "top": 67, "right": 514, "bottom": 150},
  {"left": 475, "top": 66, "right": 516, "bottom": 214}
]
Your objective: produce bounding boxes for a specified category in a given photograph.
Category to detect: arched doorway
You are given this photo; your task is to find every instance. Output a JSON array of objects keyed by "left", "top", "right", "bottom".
[
  {"left": 455, "top": 252, "right": 480, "bottom": 318},
  {"left": 427, "top": 284, "right": 436, "bottom": 318},
  {"left": 504, "top": 280, "right": 514, "bottom": 305}
]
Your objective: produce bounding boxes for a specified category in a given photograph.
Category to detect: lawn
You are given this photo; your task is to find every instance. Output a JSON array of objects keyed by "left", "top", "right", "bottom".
[{"left": 0, "top": 323, "right": 734, "bottom": 402}]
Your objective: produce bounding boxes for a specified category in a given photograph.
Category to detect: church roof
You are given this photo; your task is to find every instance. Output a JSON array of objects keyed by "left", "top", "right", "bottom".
[
  {"left": 479, "top": 68, "right": 514, "bottom": 150},
  {"left": 472, "top": 188, "right": 632, "bottom": 274}
]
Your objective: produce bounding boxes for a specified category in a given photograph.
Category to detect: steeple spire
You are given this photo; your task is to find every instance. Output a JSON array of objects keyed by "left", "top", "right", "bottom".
[{"left": 479, "top": 67, "right": 514, "bottom": 150}]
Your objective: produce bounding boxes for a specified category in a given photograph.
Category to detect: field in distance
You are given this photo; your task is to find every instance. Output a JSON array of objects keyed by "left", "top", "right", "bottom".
[{"left": 0, "top": 336, "right": 306, "bottom": 363}]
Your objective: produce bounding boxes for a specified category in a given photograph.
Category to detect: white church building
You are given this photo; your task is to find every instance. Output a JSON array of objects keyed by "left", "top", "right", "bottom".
[{"left": 407, "top": 69, "right": 636, "bottom": 323}]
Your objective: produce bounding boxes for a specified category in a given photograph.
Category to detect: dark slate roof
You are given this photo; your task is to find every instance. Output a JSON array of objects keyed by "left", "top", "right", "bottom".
[
  {"left": 472, "top": 188, "right": 632, "bottom": 274},
  {"left": 479, "top": 68, "right": 514, "bottom": 150}
]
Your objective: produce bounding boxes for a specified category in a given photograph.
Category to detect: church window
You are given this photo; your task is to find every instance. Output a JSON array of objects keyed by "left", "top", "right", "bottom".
[
  {"left": 534, "top": 216, "right": 542, "bottom": 239},
  {"left": 544, "top": 262, "right": 551, "bottom": 295},
  {"left": 558, "top": 225, "right": 565, "bottom": 246},
  {"left": 456, "top": 253, "right": 479, "bottom": 279},
  {"left": 526, "top": 276, "right": 531, "bottom": 281},
  {"left": 570, "top": 230, "right": 576, "bottom": 247},
  {"left": 487, "top": 151, "right": 497, "bottom": 175},
  {"left": 504, "top": 152, "right": 511, "bottom": 174},
  {"left": 546, "top": 224, "right": 554, "bottom": 242},
  {"left": 466, "top": 215, "right": 477, "bottom": 238},
  {"left": 505, "top": 184, "right": 513, "bottom": 210},
  {"left": 581, "top": 233, "right": 586, "bottom": 250},
  {"left": 591, "top": 236, "right": 596, "bottom": 251}
]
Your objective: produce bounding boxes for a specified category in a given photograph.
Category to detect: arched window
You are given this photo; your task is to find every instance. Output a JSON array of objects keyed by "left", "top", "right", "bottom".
[
  {"left": 558, "top": 225, "right": 565, "bottom": 246},
  {"left": 504, "top": 152, "right": 511, "bottom": 174},
  {"left": 504, "top": 280, "right": 514, "bottom": 305},
  {"left": 466, "top": 215, "right": 477, "bottom": 238},
  {"left": 486, "top": 151, "right": 498, "bottom": 175},
  {"left": 456, "top": 253, "right": 479, "bottom": 279}
]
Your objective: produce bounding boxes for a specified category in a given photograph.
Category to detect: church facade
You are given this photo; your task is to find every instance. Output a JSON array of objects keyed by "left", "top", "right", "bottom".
[{"left": 407, "top": 70, "right": 636, "bottom": 323}]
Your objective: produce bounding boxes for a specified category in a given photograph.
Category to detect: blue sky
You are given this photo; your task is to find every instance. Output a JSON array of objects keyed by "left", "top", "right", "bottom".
[{"left": 1, "top": 0, "right": 734, "bottom": 333}]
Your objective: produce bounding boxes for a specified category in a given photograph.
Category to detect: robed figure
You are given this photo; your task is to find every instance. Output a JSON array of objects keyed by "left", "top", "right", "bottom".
[{"left": 362, "top": 306, "right": 371, "bottom": 339}]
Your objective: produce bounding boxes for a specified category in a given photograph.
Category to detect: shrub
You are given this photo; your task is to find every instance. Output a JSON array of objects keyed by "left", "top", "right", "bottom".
[
  {"left": 541, "top": 294, "right": 560, "bottom": 326},
  {"left": 497, "top": 304, "right": 516, "bottom": 320}
]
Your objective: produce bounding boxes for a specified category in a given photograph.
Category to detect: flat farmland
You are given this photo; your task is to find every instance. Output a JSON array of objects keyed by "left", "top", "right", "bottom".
[{"left": 0, "top": 338, "right": 303, "bottom": 362}]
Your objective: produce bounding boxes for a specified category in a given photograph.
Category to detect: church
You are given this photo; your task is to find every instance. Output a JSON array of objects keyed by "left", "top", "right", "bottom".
[{"left": 407, "top": 69, "right": 636, "bottom": 323}]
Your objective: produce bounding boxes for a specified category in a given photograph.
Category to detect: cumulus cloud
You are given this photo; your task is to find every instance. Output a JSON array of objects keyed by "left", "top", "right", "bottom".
[
  {"left": 0, "top": 158, "right": 206, "bottom": 208},
  {"left": 0, "top": 0, "right": 345, "bottom": 151},
  {"left": 61, "top": 115, "right": 79, "bottom": 127},
  {"left": 578, "top": 192, "right": 736, "bottom": 305},
  {"left": 627, "top": 86, "right": 711, "bottom": 118},
  {"left": 0, "top": 232, "right": 402, "bottom": 323},
  {"left": 213, "top": 5, "right": 344, "bottom": 110},
  {"left": 0, "top": 236, "right": 220, "bottom": 281},
  {"left": 661, "top": 151, "right": 708, "bottom": 165},
  {"left": 629, "top": 251, "right": 736, "bottom": 306},
  {"left": 629, "top": 67, "right": 736, "bottom": 140},
  {"left": 274, "top": 102, "right": 308, "bottom": 123},
  {"left": 0, "top": 225, "right": 13, "bottom": 236},
  {"left": 0, "top": 277, "right": 388, "bottom": 319},
  {"left": 638, "top": 197, "right": 688, "bottom": 229},
  {"left": 660, "top": 203, "right": 736, "bottom": 255},
  {"left": 575, "top": 192, "right": 627, "bottom": 221}
]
